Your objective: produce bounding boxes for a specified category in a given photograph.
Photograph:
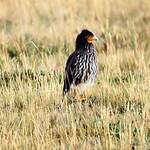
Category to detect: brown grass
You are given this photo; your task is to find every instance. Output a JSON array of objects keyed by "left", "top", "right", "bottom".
[{"left": 0, "top": 0, "right": 150, "bottom": 149}]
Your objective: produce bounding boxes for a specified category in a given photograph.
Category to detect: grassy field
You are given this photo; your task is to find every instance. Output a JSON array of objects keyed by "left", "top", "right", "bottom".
[{"left": 0, "top": 0, "right": 150, "bottom": 149}]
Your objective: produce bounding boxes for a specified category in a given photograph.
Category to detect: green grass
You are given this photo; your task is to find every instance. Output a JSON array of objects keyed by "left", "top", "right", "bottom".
[{"left": 0, "top": 0, "right": 150, "bottom": 149}]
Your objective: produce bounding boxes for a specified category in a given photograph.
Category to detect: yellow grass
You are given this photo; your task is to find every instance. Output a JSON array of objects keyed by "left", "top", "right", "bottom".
[{"left": 0, "top": 0, "right": 150, "bottom": 149}]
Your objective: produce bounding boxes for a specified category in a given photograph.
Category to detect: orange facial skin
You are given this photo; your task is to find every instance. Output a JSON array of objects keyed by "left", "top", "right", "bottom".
[{"left": 87, "top": 35, "right": 94, "bottom": 43}]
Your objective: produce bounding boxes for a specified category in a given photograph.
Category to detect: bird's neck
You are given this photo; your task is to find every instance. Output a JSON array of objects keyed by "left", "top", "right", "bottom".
[{"left": 76, "top": 43, "right": 94, "bottom": 52}]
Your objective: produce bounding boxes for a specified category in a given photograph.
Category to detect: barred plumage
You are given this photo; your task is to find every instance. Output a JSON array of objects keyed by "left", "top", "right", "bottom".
[{"left": 63, "top": 29, "right": 98, "bottom": 97}]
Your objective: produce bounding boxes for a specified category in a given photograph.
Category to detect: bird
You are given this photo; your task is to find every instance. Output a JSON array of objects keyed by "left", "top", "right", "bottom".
[{"left": 63, "top": 29, "right": 106, "bottom": 100}]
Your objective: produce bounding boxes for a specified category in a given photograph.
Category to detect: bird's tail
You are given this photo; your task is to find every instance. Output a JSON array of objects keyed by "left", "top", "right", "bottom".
[{"left": 63, "top": 78, "right": 70, "bottom": 97}]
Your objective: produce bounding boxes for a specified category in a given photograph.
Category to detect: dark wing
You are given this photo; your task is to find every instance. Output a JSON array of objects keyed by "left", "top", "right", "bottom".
[{"left": 63, "top": 51, "right": 77, "bottom": 95}]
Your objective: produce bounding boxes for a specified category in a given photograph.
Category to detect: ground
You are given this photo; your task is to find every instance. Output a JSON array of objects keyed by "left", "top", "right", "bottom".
[{"left": 0, "top": 0, "right": 150, "bottom": 149}]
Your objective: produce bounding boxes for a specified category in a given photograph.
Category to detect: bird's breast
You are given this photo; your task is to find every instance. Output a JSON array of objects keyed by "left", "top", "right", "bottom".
[{"left": 73, "top": 50, "right": 97, "bottom": 85}]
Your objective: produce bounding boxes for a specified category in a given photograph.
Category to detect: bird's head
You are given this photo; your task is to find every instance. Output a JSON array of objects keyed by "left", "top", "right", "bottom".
[
  {"left": 76, "top": 29, "right": 107, "bottom": 53},
  {"left": 76, "top": 29, "right": 97, "bottom": 46}
]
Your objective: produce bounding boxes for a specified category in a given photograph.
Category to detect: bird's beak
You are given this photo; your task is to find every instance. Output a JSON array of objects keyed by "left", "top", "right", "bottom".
[
  {"left": 96, "top": 36, "right": 107, "bottom": 54},
  {"left": 93, "top": 35, "right": 99, "bottom": 41}
]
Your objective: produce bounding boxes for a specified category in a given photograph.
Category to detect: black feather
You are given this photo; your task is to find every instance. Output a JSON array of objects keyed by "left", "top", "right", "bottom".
[{"left": 63, "top": 29, "right": 98, "bottom": 96}]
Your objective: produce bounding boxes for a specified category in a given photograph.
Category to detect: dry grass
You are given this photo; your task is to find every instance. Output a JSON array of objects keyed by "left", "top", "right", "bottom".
[{"left": 0, "top": 0, "right": 150, "bottom": 149}]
